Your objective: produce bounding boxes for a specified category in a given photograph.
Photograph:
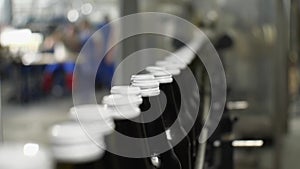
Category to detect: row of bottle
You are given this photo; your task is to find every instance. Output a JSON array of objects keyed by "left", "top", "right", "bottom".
[{"left": 0, "top": 34, "right": 206, "bottom": 169}]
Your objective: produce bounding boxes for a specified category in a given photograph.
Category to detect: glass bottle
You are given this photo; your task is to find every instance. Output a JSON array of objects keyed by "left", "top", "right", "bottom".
[
  {"left": 146, "top": 67, "right": 192, "bottom": 169},
  {"left": 50, "top": 121, "right": 109, "bottom": 169},
  {"left": 156, "top": 34, "right": 206, "bottom": 168},
  {"left": 0, "top": 143, "right": 53, "bottom": 169},
  {"left": 153, "top": 62, "right": 200, "bottom": 166},
  {"left": 131, "top": 74, "right": 182, "bottom": 169},
  {"left": 69, "top": 104, "right": 117, "bottom": 169},
  {"left": 102, "top": 93, "right": 151, "bottom": 169}
]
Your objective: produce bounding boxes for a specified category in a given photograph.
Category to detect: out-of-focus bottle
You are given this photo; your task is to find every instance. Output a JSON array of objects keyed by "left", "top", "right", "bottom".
[
  {"left": 0, "top": 143, "right": 53, "bottom": 169},
  {"left": 131, "top": 74, "right": 182, "bottom": 169},
  {"left": 69, "top": 104, "right": 116, "bottom": 169},
  {"left": 110, "top": 85, "right": 142, "bottom": 98},
  {"left": 50, "top": 121, "right": 110, "bottom": 169}
]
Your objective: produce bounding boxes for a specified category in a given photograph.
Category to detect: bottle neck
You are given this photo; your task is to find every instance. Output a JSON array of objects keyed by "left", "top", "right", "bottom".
[{"left": 140, "top": 96, "right": 166, "bottom": 137}]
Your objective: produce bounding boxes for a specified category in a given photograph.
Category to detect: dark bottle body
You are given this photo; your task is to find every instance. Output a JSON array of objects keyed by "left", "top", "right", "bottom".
[
  {"left": 140, "top": 96, "right": 182, "bottom": 169},
  {"left": 171, "top": 73, "right": 202, "bottom": 164},
  {"left": 173, "top": 67, "right": 205, "bottom": 166},
  {"left": 104, "top": 114, "right": 152, "bottom": 169},
  {"left": 56, "top": 158, "right": 105, "bottom": 169},
  {"left": 160, "top": 83, "right": 192, "bottom": 169}
]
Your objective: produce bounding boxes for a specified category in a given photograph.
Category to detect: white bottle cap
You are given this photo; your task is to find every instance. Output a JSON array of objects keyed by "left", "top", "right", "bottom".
[
  {"left": 138, "top": 87, "right": 161, "bottom": 96},
  {"left": 131, "top": 74, "right": 155, "bottom": 81},
  {"left": 155, "top": 76, "right": 173, "bottom": 84},
  {"left": 152, "top": 71, "right": 172, "bottom": 78},
  {"left": 50, "top": 122, "right": 107, "bottom": 163},
  {"left": 156, "top": 60, "right": 186, "bottom": 70},
  {"left": 111, "top": 86, "right": 141, "bottom": 96},
  {"left": 172, "top": 47, "right": 195, "bottom": 64},
  {"left": 166, "top": 54, "right": 192, "bottom": 65},
  {"left": 131, "top": 80, "right": 160, "bottom": 89},
  {"left": 131, "top": 74, "right": 160, "bottom": 89},
  {"left": 109, "top": 104, "right": 141, "bottom": 119},
  {"left": 154, "top": 61, "right": 181, "bottom": 76},
  {"left": 0, "top": 143, "right": 53, "bottom": 169},
  {"left": 145, "top": 66, "right": 166, "bottom": 72},
  {"left": 102, "top": 94, "right": 142, "bottom": 119},
  {"left": 145, "top": 66, "right": 173, "bottom": 84},
  {"left": 50, "top": 121, "right": 113, "bottom": 145},
  {"left": 131, "top": 74, "right": 161, "bottom": 96},
  {"left": 69, "top": 104, "right": 114, "bottom": 122},
  {"left": 171, "top": 52, "right": 191, "bottom": 63},
  {"left": 102, "top": 94, "right": 143, "bottom": 106}
]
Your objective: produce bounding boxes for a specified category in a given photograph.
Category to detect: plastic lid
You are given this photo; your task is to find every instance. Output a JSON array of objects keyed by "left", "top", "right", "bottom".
[
  {"left": 111, "top": 86, "right": 141, "bottom": 95},
  {"left": 130, "top": 85, "right": 160, "bottom": 97},
  {"left": 50, "top": 121, "right": 114, "bottom": 145},
  {"left": 166, "top": 54, "right": 192, "bottom": 65},
  {"left": 146, "top": 66, "right": 173, "bottom": 84},
  {"left": 131, "top": 80, "right": 160, "bottom": 89},
  {"left": 171, "top": 50, "right": 192, "bottom": 60},
  {"left": 173, "top": 47, "right": 195, "bottom": 62},
  {"left": 145, "top": 66, "right": 166, "bottom": 72},
  {"left": 140, "top": 87, "right": 161, "bottom": 97},
  {"left": 69, "top": 104, "right": 113, "bottom": 122},
  {"left": 109, "top": 105, "right": 141, "bottom": 119},
  {"left": 131, "top": 74, "right": 161, "bottom": 96},
  {"left": 0, "top": 143, "right": 52, "bottom": 169},
  {"left": 151, "top": 70, "right": 171, "bottom": 77},
  {"left": 102, "top": 94, "right": 142, "bottom": 119},
  {"left": 102, "top": 94, "right": 143, "bottom": 106},
  {"left": 52, "top": 142, "right": 105, "bottom": 163},
  {"left": 155, "top": 76, "right": 173, "bottom": 84},
  {"left": 131, "top": 74, "right": 155, "bottom": 81},
  {"left": 156, "top": 60, "right": 186, "bottom": 69},
  {"left": 152, "top": 62, "right": 181, "bottom": 76}
]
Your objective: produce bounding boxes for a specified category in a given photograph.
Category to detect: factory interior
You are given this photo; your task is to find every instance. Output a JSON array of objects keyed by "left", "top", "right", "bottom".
[{"left": 0, "top": 0, "right": 299, "bottom": 169}]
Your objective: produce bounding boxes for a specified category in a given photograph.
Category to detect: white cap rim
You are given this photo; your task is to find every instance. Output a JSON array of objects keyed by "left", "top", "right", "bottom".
[{"left": 111, "top": 86, "right": 141, "bottom": 95}]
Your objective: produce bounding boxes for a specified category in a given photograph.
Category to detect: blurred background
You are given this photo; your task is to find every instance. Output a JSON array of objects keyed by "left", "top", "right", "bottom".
[{"left": 0, "top": 0, "right": 298, "bottom": 169}]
